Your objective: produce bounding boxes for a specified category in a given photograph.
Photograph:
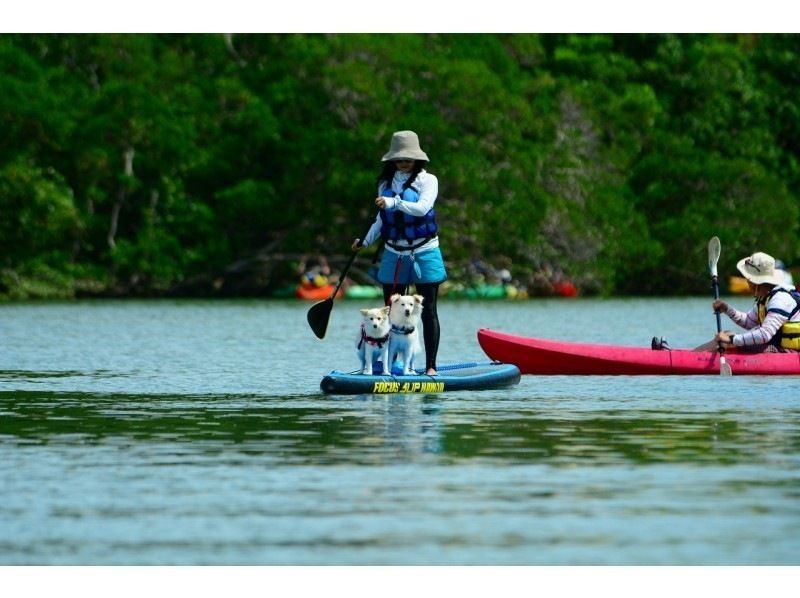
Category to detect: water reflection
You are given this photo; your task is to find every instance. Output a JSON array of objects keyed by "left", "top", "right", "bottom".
[
  {"left": 2, "top": 391, "right": 797, "bottom": 467},
  {"left": 0, "top": 369, "right": 126, "bottom": 380},
  {"left": 345, "top": 394, "right": 444, "bottom": 457}
]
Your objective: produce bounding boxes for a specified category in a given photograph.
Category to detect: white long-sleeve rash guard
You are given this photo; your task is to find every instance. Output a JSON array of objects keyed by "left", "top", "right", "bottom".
[{"left": 725, "top": 285, "right": 800, "bottom": 348}]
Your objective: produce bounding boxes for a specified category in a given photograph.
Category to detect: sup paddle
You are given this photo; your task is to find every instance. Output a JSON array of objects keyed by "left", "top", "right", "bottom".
[
  {"left": 307, "top": 238, "right": 365, "bottom": 339},
  {"left": 708, "top": 236, "right": 733, "bottom": 376}
]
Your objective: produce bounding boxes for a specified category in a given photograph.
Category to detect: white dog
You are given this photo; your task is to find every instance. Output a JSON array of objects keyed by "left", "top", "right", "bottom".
[
  {"left": 388, "top": 293, "right": 424, "bottom": 375},
  {"left": 356, "top": 306, "right": 391, "bottom": 375}
]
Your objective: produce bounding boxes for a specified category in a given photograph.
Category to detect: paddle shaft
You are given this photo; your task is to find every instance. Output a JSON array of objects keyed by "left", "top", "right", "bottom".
[
  {"left": 306, "top": 235, "right": 369, "bottom": 339},
  {"left": 328, "top": 242, "right": 362, "bottom": 300},
  {"left": 712, "top": 275, "right": 723, "bottom": 333}
]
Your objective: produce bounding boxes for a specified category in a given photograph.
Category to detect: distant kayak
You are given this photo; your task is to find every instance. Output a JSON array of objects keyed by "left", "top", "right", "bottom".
[
  {"left": 552, "top": 280, "right": 578, "bottom": 298},
  {"left": 444, "top": 284, "right": 528, "bottom": 300},
  {"left": 477, "top": 328, "right": 800, "bottom": 376},
  {"left": 727, "top": 276, "right": 751, "bottom": 295},
  {"left": 320, "top": 360, "right": 521, "bottom": 394},
  {"left": 344, "top": 284, "right": 383, "bottom": 300},
  {"left": 444, "top": 282, "right": 575, "bottom": 299},
  {"left": 295, "top": 284, "right": 343, "bottom": 301},
  {"left": 729, "top": 274, "right": 798, "bottom": 295}
]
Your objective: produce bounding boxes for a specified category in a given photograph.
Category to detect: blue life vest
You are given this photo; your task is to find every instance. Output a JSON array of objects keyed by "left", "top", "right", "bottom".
[{"left": 379, "top": 184, "right": 438, "bottom": 242}]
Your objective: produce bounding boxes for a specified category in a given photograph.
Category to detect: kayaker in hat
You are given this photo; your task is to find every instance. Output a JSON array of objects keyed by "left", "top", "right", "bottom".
[
  {"left": 705, "top": 251, "right": 800, "bottom": 353},
  {"left": 351, "top": 130, "right": 447, "bottom": 375}
]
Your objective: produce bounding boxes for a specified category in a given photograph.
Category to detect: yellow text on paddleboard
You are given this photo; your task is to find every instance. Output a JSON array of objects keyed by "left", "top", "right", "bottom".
[{"left": 372, "top": 380, "right": 445, "bottom": 394}]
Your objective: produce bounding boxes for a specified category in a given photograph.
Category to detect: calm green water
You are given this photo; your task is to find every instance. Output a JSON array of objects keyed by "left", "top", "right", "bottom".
[{"left": 1, "top": 298, "right": 798, "bottom": 564}]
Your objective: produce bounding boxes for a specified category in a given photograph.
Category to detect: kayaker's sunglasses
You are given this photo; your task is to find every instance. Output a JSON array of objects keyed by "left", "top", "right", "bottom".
[
  {"left": 745, "top": 258, "right": 761, "bottom": 272},
  {"left": 394, "top": 159, "right": 414, "bottom": 164}
]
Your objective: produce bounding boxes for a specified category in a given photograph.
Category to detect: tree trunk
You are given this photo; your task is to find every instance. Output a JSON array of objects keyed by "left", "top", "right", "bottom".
[{"left": 108, "top": 146, "right": 135, "bottom": 249}]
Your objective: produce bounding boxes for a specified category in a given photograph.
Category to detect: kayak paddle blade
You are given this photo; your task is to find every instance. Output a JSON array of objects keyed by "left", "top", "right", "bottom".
[
  {"left": 720, "top": 355, "right": 732, "bottom": 376},
  {"left": 708, "top": 236, "right": 721, "bottom": 277},
  {"left": 307, "top": 298, "right": 333, "bottom": 339}
]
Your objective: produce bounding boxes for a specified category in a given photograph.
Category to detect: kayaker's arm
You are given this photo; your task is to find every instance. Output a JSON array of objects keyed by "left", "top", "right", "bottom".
[
  {"left": 729, "top": 312, "right": 788, "bottom": 348},
  {"left": 720, "top": 303, "right": 758, "bottom": 329}
]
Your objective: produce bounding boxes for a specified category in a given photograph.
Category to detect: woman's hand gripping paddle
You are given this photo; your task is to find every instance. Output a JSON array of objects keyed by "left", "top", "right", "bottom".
[
  {"left": 708, "top": 236, "right": 733, "bottom": 376},
  {"left": 307, "top": 239, "right": 365, "bottom": 339}
]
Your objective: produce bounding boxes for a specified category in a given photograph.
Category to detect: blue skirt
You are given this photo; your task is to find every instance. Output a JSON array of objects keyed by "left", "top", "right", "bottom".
[{"left": 376, "top": 247, "right": 447, "bottom": 285}]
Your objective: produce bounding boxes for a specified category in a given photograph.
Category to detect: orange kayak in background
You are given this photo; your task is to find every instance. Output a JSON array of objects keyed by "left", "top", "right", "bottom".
[{"left": 295, "top": 284, "right": 344, "bottom": 301}]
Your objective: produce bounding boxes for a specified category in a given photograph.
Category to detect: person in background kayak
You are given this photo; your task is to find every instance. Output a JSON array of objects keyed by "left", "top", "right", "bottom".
[
  {"left": 298, "top": 254, "right": 330, "bottom": 288},
  {"left": 351, "top": 130, "right": 447, "bottom": 375},
  {"left": 706, "top": 251, "right": 800, "bottom": 353}
]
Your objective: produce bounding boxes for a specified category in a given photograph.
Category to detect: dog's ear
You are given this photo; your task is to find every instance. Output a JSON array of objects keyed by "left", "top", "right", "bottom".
[
  {"left": 380, "top": 305, "right": 390, "bottom": 315},
  {"left": 413, "top": 294, "right": 424, "bottom": 304},
  {"left": 360, "top": 308, "right": 370, "bottom": 315},
  {"left": 390, "top": 293, "right": 400, "bottom": 303}
]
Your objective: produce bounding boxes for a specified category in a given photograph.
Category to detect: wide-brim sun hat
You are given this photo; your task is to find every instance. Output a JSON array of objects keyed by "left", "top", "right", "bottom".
[
  {"left": 736, "top": 251, "right": 784, "bottom": 285},
  {"left": 381, "top": 130, "right": 429, "bottom": 162}
]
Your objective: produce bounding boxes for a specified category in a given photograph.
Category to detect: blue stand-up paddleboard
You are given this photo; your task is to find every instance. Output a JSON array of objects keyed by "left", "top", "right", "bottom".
[{"left": 320, "top": 361, "right": 521, "bottom": 395}]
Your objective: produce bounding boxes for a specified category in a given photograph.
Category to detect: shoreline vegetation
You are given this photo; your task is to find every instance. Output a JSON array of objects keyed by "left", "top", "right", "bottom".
[
  {"left": 2, "top": 34, "right": 799, "bottom": 301},
  {"left": 0, "top": 251, "right": 579, "bottom": 300}
]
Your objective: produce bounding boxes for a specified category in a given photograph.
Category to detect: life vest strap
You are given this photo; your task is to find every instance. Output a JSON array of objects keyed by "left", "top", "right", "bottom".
[{"left": 385, "top": 236, "right": 436, "bottom": 252}]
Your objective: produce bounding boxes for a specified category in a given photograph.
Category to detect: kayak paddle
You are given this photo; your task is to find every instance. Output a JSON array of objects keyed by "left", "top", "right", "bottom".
[
  {"left": 708, "top": 236, "right": 733, "bottom": 376},
  {"left": 307, "top": 239, "right": 365, "bottom": 339}
]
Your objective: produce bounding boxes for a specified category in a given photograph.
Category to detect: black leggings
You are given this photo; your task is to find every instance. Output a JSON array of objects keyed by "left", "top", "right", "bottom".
[{"left": 383, "top": 282, "right": 441, "bottom": 372}]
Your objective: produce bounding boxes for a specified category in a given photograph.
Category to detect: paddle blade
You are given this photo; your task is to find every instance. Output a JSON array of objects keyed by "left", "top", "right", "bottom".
[
  {"left": 307, "top": 298, "right": 333, "bottom": 339},
  {"left": 708, "top": 236, "right": 721, "bottom": 276},
  {"left": 720, "top": 355, "right": 732, "bottom": 376}
]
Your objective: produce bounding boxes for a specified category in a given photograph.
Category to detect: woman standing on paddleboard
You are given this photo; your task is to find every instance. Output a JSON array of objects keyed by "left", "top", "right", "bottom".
[{"left": 352, "top": 130, "right": 447, "bottom": 376}]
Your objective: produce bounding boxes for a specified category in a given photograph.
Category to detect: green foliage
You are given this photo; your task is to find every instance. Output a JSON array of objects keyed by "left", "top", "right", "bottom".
[
  {"left": 1, "top": 33, "right": 799, "bottom": 300},
  {"left": 0, "top": 159, "right": 82, "bottom": 299},
  {"left": 0, "top": 158, "right": 80, "bottom": 264}
]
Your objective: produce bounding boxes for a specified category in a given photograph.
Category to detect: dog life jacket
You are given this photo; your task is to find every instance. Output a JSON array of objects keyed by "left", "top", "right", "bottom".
[
  {"left": 756, "top": 287, "right": 800, "bottom": 350},
  {"left": 358, "top": 322, "right": 389, "bottom": 350},
  {"left": 379, "top": 184, "right": 438, "bottom": 243}
]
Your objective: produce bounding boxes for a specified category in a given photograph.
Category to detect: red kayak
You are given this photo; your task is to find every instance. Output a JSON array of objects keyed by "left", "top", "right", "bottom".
[{"left": 477, "top": 328, "right": 800, "bottom": 376}]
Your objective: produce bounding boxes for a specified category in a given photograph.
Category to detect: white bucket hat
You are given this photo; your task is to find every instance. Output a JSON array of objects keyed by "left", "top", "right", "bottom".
[
  {"left": 381, "top": 130, "right": 429, "bottom": 162},
  {"left": 736, "top": 251, "right": 784, "bottom": 285}
]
